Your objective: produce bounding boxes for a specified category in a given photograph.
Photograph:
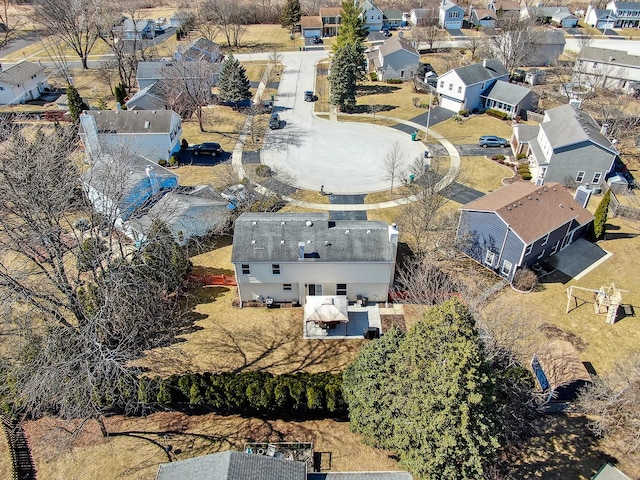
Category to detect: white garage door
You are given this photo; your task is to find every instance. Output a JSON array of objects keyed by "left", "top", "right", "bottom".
[
  {"left": 445, "top": 21, "right": 463, "bottom": 29},
  {"left": 440, "top": 96, "right": 463, "bottom": 113},
  {"left": 304, "top": 28, "right": 321, "bottom": 38}
]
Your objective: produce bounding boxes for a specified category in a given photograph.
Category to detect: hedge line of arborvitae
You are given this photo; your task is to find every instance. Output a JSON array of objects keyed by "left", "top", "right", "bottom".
[{"left": 137, "top": 371, "right": 346, "bottom": 416}]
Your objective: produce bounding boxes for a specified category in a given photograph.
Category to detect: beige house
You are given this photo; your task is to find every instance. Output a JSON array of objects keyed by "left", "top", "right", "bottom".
[
  {"left": 231, "top": 213, "right": 399, "bottom": 306},
  {"left": 367, "top": 36, "right": 420, "bottom": 81}
]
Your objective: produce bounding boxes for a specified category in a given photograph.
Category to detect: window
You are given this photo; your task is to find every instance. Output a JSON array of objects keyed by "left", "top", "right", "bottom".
[
  {"left": 525, "top": 244, "right": 533, "bottom": 256},
  {"left": 541, "top": 233, "right": 550, "bottom": 246},
  {"left": 272, "top": 264, "right": 280, "bottom": 275},
  {"left": 177, "top": 231, "right": 184, "bottom": 243},
  {"left": 484, "top": 250, "right": 496, "bottom": 267},
  {"left": 401, "top": 70, "right": 405, "bottom": 78},
  {"left": 448, "top": 83, "right": 453, "bottom": 91},
  {"left": 336, "top": 283, "right": 347, "bottom": 296},
  {"left": 283, "top": 283, "right": 292, "bottom": 291},
  {"left": 241, "top": 264, "right": 250, "bottom": 275},
  {"left": 501, "top": 260, "right": 513, "bottom": 277},
  {"left": 575, "top": 171, "right": 585, "bottom": 182},
  {"left": 439, "top": 80, "right": 444, "bottom": 88},
  {"left": 592, "top": 172, "right": 602, "bottom": 183},
  {"left": 457, "top": 86, "right": 462, "bottom": 93},
  {"left": 309, "top": 284, "right": 323, "bottom": 295}
]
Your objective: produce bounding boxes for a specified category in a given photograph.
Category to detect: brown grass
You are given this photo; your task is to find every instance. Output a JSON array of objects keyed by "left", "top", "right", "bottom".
[
  {"left": 460, "top": 156, "right": 514, "bottom": 193},
  {"left": 431, "top": 115, "right": 513, "bottom": 145},
  {"left": 20, "top": 412, "right": 401, "bottom": 480},
  {"left": 356, "top": 81, "right": 430, "bottom": 120}
]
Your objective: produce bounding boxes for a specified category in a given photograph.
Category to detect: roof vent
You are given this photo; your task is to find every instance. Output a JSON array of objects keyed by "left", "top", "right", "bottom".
[
  {"left": 280, "top": 240, "right": 285, "bottom": 244},
  {"left": 281, "top": 221, "right": 285, "bottom": 225},
  {"left": 345, "top": 229, "right": 350, "bottom": 234},
  {"left": 366, "top": 229, "right": 371, "bottom": 234},
  {"left": 144, "top": 120, "right": 150, "bottom": 129},
  {"left": 252, "top": 221, "right": 257, "bottom": 225},
  {"left": 306, "top": 220, "right": 313, "bottom": 227},
  {"left": 528, "top": 196, "right": 532, "bottom": 200},
  {"left": 325, "top": 241, "right": 331, "bottom": 246},
  {"left": 507, "top": 206, "right": 512, "bottom": 210},
  {"left": 512, "top": 203, "right": 517, "bottom": 208},
  {"left": 251, "top": 240, "right": 256, "bottom": 244},
  {"left": 307, "top": 240, "right": 312, "bottom": 244},
  {"left": 559, "top": 203, "right": 564, "bottom": 208}
]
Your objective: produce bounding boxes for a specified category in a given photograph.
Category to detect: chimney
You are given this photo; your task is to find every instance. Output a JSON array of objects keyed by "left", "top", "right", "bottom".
[
  {"left": 388, "top": 223, "right": 399, "bottom": 288},
  {"left": 600, "top": 123, "right": 609, "bottom": 136},
  {"left": 483, "top": 59, "right": 487, "bottom": 68},
  {"left": 146, "top": 166, "right": 159, "bottom": 194},
  {"left": 298, "top": 241, "right": 305, "bottom": 260}
]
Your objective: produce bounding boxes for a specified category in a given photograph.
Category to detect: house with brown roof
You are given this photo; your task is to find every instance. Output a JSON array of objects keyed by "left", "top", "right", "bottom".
[
  {"left": 300, "top": 15, "right": 323, "bottom": 39},
  {"left": 0, "top": 61, "right": 49, "bottom": 105},
  {"left": 456, "top": 182, "right": 593, "bottom": 281},
  {"left": 469, "top": 8, "right": 497, "bottom": 27},
  {"left": 319, "top": 7, "right": 343, "bottom": 36},
  {"left": 366, "top": 36, "right": 420, "bottom": 81}
]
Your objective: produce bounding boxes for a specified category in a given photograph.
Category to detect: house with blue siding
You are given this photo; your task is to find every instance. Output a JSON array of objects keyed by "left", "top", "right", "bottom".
[
  {"left": 439, "top": 0, "right": 465, "bottom": 29},
  {"left": 522, "top": 104, "right": 619, "bottom": 187},
  {"left": 456, "top": 182, "right": 593, "bottom": 281}
]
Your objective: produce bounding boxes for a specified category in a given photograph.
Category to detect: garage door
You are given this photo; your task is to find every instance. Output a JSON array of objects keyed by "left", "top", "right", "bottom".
[
  {"left": 440, "top": 96, "right": 462, "bottom": 113},
  {"left": 445, "top": 21, "right": 462, "bottom": 29},
  {"left": 303, "top": 28, "right": 321, "bottom": 38}
]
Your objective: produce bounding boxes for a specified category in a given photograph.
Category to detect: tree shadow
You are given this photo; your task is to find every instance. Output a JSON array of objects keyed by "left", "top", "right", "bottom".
[
  {"left": 503, "top": 414, "right": 617, "bottom": 479},
  {"left": 356, "top": 85, "right": 401, "bottom": 96},
  {"left": 350, "top": 104, "right": 397, "bottom": 114}
]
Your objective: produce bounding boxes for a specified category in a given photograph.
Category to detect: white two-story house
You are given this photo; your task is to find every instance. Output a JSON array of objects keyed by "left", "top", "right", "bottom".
[
  {"left": 436, "top": 58, "right": 509, "bottom": 112},
  {"left": 0, "top": 62, "right": 49, "bottom": 105},
  {"left": 574, "top": 46, "right": 640, "bottom": 94},
  {"left": 79, "top": 109, "right": 183, "bottom": 162},
  {"left": 522, "top": 104, "right": 619, "bottom": 187},
  {"left": 606, "top": 1, "right": 640, "bottom": 28},
  {"left": 231, "top": 213, "right": 399, "bottom": 306},
  {"left": 359, "top": 0, "right": 384, "bottom": 31}
]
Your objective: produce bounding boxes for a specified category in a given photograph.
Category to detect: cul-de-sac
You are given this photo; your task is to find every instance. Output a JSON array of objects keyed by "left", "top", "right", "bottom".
[{"left": 0, "top": 0, "right": 639, "bottom": 478}]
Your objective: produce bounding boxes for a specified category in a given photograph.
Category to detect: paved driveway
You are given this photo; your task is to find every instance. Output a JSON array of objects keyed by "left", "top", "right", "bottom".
[
  {"left": 259, "top": 51, "right": 428, "bottom": 194},
  {"left": 456, "top": 144, "right": 511, "bottom": 156}
]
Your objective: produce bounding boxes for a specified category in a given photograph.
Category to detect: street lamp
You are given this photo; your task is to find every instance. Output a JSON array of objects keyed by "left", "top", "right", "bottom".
[{"left": 424, "top": 88, "right": 433, "bottom": 146}]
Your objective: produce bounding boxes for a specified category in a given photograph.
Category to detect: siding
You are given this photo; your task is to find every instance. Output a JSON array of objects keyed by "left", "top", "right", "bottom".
[{"left": 545, "top": 142, "right": 615, "bottom": 186}]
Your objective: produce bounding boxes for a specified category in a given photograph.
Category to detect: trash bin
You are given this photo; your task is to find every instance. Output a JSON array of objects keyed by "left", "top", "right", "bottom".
[
  {"left": 409, "top": 174, "right": 415, "bottom": 183},
  {"left": 411, "top": 132, "right": 417, "bottom": 141},
  {"left": 424, "top": 149, "right": 430, "bottom": 158},
  {"left": 270, "top": 94, "right": 275, "bottom": 101}
]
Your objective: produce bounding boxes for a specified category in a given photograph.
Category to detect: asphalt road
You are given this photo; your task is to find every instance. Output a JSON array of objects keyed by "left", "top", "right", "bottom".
[{"left": 259, "top": 50, "right": 427, "bottom": 195}]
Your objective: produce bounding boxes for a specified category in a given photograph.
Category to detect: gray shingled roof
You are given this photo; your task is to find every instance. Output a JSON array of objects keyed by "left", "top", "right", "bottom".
[
  {"left": 610, "top": 1, "right": 640, "bottom": 10},
  {"left": 231, "top": 213, "right": 395, "bottom": 264},
  {"left": 542, "top": 104, "right": 617, "bottom": 154},
  {"left": 452, "top": 59, "right": 508, "bottom": 86},
  {"left": 0, "top": 61, "right": 45, "bottom": 87},
  {"left": 577, "top": 46, "right": 640, "bottom": 68},
  {"left": 482, "top": 80, "right": 531, "bottom": 106},
  {"left": 308, "top": 472, "right": 414, "bottom": 480},
  {"left": 137, "top": 61, "right": 169, "bottom": 80},
  {"left": 592, "top": 463, "right": 632, "bottom": 480},
  {"left": 441, "top": 0, "right": 464, "bottom": 11},
  {"left": 379, "top": 36, "right": 418, "bottom": 57},
  {"left": 383, "top": 8, "right": 403, "bottom": 20},
  {"left": 156, "top": 451, "right": 307, "bottom": 480},
  {"left": 79, "top": 110, "right": 177, "bottom": 135},
  {"left": 538, "top": 29, "right": 566, "bottom": 45}
]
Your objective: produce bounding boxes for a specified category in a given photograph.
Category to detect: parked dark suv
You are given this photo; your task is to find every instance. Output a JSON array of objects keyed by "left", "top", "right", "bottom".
[
  {"left": 304, "top": 90, "right": 315, "bottom": 102},
  {"left": 269, "top": 113, "right": 281, "bottom": 129},
  {"left": 479, "top": 135, "right": 509, "bottom": 148},
  {"left": 193, "top": 142, "right": 223, "bottom": 156}
]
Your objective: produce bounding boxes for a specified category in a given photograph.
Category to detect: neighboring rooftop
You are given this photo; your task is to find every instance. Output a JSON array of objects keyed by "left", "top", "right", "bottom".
[
  {"left": 577, "top": 46, "right": 640, "bottom": 68},
  {"left": 379, "top": 36, "right": 418, "bottom": 56},
  {"left": 482, "top": 80, "right": 532, "bottom": 106},
  {"left": 0, "top": 61, "right": 45, "bottom": 86},
  {"left": 460, "top": 182, "right": 593, "bottom": 244},
  {"left": 79, "top": 110, "right": 178, "bottom": 135},
  {"left": 231, "top": 213, "right": 396, "bottom": 264},
  {"left": 451, "top": 59, "right": 508, "bottom": 86}
]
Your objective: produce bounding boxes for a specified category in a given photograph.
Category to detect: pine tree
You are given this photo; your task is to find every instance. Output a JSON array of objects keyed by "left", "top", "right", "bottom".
[
  {"left": 329, "top": 42, "right": 366, "bottom": 112},
  {"left": 343, "top": 299, "right": 502, "bottom": 480},
  {"left": 334, "top": 0, "right": 368, "bottom": 49},
  {"left": 217, "top": 54, "right": 252, "bottom": 108},
  {"left": 593, "top": 189, "right": 611, "bottom": 240},
  {"left": 66, "top": 84, "right": 88, "bottom": 122},
  {"left": 114, "top": 82, "right": 127, "bottom": 107},
  {"left": 281, "top": 0, "right": 301, "bottom": 32}
]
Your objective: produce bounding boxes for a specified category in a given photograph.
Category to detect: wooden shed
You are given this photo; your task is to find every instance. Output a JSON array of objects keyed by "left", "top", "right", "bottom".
[{"left": 531, "top": 340, "right": 592, "bottom": 402}]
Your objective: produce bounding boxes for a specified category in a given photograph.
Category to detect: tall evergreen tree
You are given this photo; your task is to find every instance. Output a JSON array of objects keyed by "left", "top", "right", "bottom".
[
  {"left": 334, "top": 0, "right": 368, "bottom": 48},
  {"left": 329, "top": 42, "right": 366, "bottom": 112},
  {"left": 281, "top": 0, "right": 301, "bottom": 32},
  {"left": 66, "top": 84, "right": 88, "bottom": 122},
  {"left": 593, "top": 189, "right": 611, "bottom": 240},
  {"left": 343, "top": 299, "right": 502, "bottom": 480},
  {"left": 217, "top": 54, "right": 252, "bottom": 108}
]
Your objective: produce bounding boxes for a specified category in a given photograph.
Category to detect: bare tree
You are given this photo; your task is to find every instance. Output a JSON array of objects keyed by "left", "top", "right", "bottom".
[
  {"left": 0, "top": 122, "right": 190, "bottom": 433},
  {"left": 461, "top": 34, "right": 485, "bottom": 61},
  {"left": 398, "top": 156, "right": 460, "bottom": 255},
  {"left": 202, "top": 0, "right": 248, "bottom": 47},
  {"left": 412, "top": 17, "right": 444, "bottom": 51},
  {"left": 576, "top": 355, "right": 640, "bottom": 457},
  {"left": 0, "top": 0, "right": 23, "bottom": 50},
  {"left": 483, "top": 17, "right": 539, "bottom": 74},
  {"left": 382, "top": 141, "right": 403, "bottom": 193},
  {"left": 157, "top": 60, "right": 218, "bottom": 132},
  {"left": 368, "top": 100, "right": 384, "bottom": 119},
  {"left": 33, "top": 0, "right": 103, "bottom": 69}
]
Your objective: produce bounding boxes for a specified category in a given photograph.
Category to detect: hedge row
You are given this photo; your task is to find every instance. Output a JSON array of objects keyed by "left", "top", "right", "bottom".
[
  {"left": 138, "top": 371, "right": 346, "bottom": 417},
  {"left": 486, "top": 108, "right": 510, "bottom": 120}
]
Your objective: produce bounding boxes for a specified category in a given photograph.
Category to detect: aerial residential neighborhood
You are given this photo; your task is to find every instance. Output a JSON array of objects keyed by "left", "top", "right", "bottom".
[{"left": 0, "top": 0, "right": 639, "bottom": 479}]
